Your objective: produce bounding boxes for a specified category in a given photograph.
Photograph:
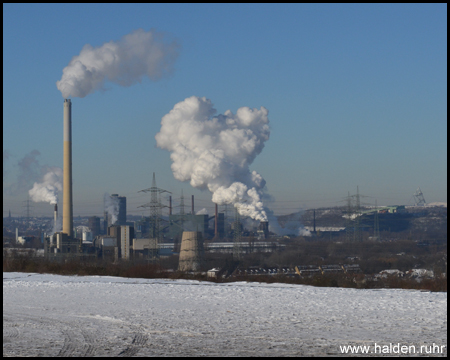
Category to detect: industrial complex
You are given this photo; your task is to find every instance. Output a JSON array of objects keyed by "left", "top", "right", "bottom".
[
  {"left": 30, "top": 99, "right": 274, "bottom": 270},
  {"left": 3, "top": 100, "right": 446, "bottom": 278}
]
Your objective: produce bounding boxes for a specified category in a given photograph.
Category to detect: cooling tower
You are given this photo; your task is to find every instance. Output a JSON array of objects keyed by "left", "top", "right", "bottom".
[
  {"left": 63, "top": 99, "right": 73, "bottom": 237},
  {"left": 178, "top": 231, "right": 204, "bottom": 272}
]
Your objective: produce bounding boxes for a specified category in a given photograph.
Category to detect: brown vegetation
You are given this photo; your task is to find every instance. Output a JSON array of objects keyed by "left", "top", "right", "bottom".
[{"left": 3, "top": 246, "right": 447, "bottom": 292}]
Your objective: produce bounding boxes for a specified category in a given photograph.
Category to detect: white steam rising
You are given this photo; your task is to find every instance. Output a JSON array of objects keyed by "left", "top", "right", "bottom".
[
  {"left": 57, "top": 29, "right": 179, "bottom": 98},
  {"left": 266, "top": 210, "right": 311, "bottom": 237},
  {"left": 156, "top": 96, "right": 270, "bottom": 221},
  {"left": 3, "top": 150, "right": 11, "bottom": 180},
  {"left": 104, "top": 193, "right": 119, "bottom": 225},
  {"left": 28, "top": 167, "right": 63, "bottom": 205},
  {"left": 196, "top": 208, "right": 208, "bottom": 215}
]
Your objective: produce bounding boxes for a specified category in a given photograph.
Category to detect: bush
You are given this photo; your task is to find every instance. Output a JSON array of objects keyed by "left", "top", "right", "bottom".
[{"left": 2, "top": 247, "right": 447, "bottom": 292}]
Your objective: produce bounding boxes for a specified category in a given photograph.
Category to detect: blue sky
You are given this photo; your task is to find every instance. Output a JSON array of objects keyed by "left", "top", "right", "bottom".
[{"left": 3, "top": 3, "right": 447, "bottom": 217}]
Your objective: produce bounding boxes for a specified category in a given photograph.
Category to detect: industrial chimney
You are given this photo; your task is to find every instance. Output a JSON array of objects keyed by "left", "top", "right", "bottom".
[
  {"left": 214, "top": 203, "right": 218, "bottom": 238},
  {"left": 54, "top": 203, "right": 58, "bottom": 230},
  {"left": 63, "top": 99, "right": 73, "bottom": 237}
]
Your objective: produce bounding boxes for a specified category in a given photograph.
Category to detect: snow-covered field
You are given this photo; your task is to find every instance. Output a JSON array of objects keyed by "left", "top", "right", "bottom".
[{"left": 3, "top": 272, "right": 447, "bottom": 357}]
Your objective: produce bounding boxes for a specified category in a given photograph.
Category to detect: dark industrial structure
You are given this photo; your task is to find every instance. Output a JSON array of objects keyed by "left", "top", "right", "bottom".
[{"left": 88, "top": 216, "right": 101, "bottom": 238}]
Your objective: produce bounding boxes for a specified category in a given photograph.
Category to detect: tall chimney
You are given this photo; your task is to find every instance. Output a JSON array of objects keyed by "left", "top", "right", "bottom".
[
  {"left": 169, "top": 195, "right": 172, "bottom": 215},
  {"left": 191, "top": 195, "right": 194, "bottom": 215},
  {"left": 63, "top": 99, "right": 73, "bottom": 237},
  {"left": 215, "top": 203, "right": 218, "bottom": 238}
]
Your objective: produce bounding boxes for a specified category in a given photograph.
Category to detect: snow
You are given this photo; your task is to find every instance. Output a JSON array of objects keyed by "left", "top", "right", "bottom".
[
  {"left": 378, "top": 269, "right": 405, "bottom": 277},
  {"left": 407, "top": 269, "right": 435, "bottom": 279},
  {"left": 3, "top": 272, "right": 447, "bottom": 356},
  {"left": 426, "top": 202, "right": 447, "bottom": 207}
]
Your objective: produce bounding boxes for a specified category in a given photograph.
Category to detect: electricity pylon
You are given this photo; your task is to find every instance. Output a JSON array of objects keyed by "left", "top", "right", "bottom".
[
  {"left": 373, "top": 199, "right": 380, "bottom": 241},
  {"left": 413, "top": 187, "right": 426, "bottom": 206},
  {"left": 139, "top": 173, "right": 171, "bottom": 261},
  {"left": 22, "top": 196, "right": 33, "bottom": 235},
  {"left": 343, "top": 186, "right": 369, "bottom": 242},
  {"left": 179, "top": 189, "right": 185, "bottom": 216},
  {"left": 344, "top": 192, "right": 353, "bottom": 242}
]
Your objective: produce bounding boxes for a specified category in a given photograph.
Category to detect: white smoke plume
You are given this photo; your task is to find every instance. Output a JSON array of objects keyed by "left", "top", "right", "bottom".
[
  {"left": 56, "top": 29, "right": 179, "bottom": 98},
  {"left": 4, "top": 150, "right": 42, "bottom": 195},
  {"left": 28, "top": 167, "right": 62, "bottom": 205},
  {"left": 3, "top": 150, "right": 11, "bottom": 180},
  {"left": 298, "top": 227, "right": 312, "bottom": 237},
  {"left": 104, "top": 193, "right": 120, "bottom": 225},
  {"left": 156, "top": 96, "right": 270, "bottom": 221},
  {"left": 266, "top": 210, "right": 311, "bottom": 237}
]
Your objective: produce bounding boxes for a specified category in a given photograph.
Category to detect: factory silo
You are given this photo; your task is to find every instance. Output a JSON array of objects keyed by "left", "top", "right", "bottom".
[{"left": 178, "top": 231, "right": 204, "bottom": 272}]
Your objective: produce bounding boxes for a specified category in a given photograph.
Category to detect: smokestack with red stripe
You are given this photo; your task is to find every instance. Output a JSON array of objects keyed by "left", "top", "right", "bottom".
[{"left": 63, "top": 99, "right": 73, "bottom": 237}]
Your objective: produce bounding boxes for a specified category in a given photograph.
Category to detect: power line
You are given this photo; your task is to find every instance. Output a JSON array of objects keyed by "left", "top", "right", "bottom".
[
  {"left": 138, "top": 173, "right": 171, "bottom": 263},
  {"left": 22, "top": 195, "right": 34, "bottom": 233},
  {"left": 373, "top": 199, "right": 380, "bottom": 241}
]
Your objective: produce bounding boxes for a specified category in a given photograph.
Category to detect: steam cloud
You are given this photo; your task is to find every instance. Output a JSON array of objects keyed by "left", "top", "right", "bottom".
[
  {"left": 156, "top": 96, "right": 270, "bottom": 221},
  {"left": 196, "top": 208, "right": 208, "bottom": 215},
  {"left": 262, "top": 209, "right": 311, "bottom": 237},
  {"left": 28, "top": 167, "right": 63, "bottom": 205},
  {"left": 4, "top": 150, "right": 59, "bottom": 198},
  {"left": 57, "top": 29, "right": 179, "bottom": 98},
  {"left": 3, "top": 150, "right": 11, "bottom": 179},
  {"left": 6, "top": 150, "right": 42, "bottom": 195},
  {"left": 104, "top": 193, "right": 119, "bottom": 225}
]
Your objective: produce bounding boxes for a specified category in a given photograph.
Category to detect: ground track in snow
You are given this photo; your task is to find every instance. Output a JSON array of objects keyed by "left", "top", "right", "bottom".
[{"left": 3, "top": 272, "right": 447, "bottom": 357}]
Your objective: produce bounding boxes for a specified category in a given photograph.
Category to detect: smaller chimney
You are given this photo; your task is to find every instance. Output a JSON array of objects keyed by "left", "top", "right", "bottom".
[
  {"left": 54, "top": 204, "right": 58, "bottom": 229},
  {"left": 191, "top": 195, "right": 194, "bottom": 215},
  {"left": 215, "top": 203, "right": 218, "bottom": 238},
  {"left": 169, "top": 195, "right": 172, "bottom": 215}
]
